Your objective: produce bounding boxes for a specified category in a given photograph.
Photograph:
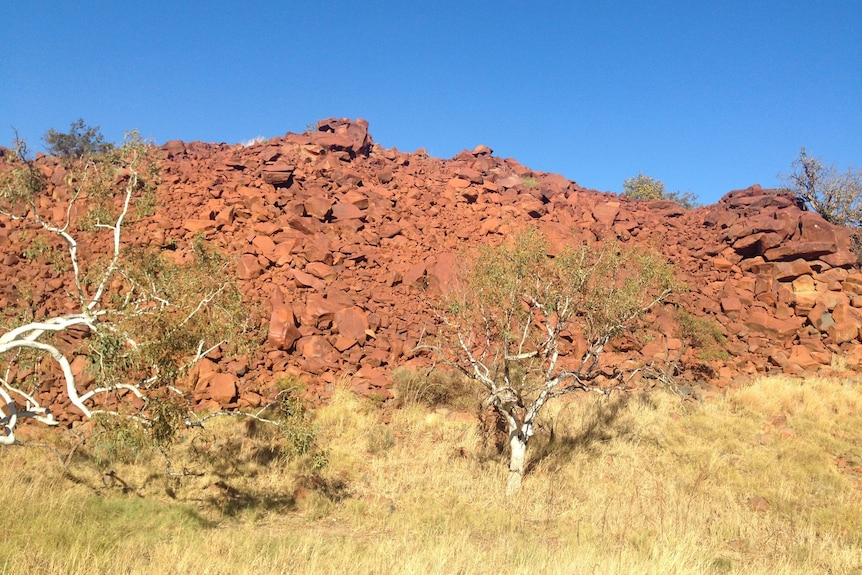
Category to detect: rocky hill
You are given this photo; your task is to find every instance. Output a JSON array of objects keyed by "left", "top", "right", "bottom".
[{"left": 3, "top": 118, "right": 862, "bottom": 420}]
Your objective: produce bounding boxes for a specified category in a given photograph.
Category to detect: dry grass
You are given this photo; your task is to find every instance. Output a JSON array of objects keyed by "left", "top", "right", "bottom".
[{"left": 2, "top": 376, "right": 862, "bottom": 574}]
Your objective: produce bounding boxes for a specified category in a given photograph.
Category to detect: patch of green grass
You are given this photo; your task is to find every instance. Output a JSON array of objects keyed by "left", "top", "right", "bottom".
[{"left": 521, "top": 176, "right": 539, "bottom": 189}]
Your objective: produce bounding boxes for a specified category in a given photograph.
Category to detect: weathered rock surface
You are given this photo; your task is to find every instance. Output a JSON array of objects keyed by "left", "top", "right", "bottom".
[{"left": 3, "top": 118, "right": 862, "bottom": 418}]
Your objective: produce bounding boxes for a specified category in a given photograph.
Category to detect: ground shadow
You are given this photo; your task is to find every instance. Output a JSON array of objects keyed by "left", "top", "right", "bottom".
[{"left": 526, "top": 392, "right": 651, "bottom": 474}]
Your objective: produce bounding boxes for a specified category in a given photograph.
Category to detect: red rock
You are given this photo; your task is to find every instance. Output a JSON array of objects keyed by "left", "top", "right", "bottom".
[
  {"left": 496, "top": 175, "right": 522, "bottom": 188},
  {"left": 807, "top": 303, "right": 835, "bottom": 332},
  {"left": 639, "top": 341, "right": 666, "bottom": 359},
  {"left": 712, "top": 256, "right": 735, "bottom": 271},
  {"left": 260, "top": 161, "right": 295, "bottom": 186},
  {"left": 334, "top": 306, "right": 370, "bottom": 346},
  {"left": 331, "top": 201, "right": 365, "bottom": 220},
  {"left": 378, "top": 222, "right": 402, "bottom": 238},
  {"left": 721, "top": 297, "right": 742, "bottom": 313},
  {"left": 816, "top": 290, "right": 850, "bottom": 311},
  {"left": 796, "top": 212, "right": 837, "bottom": 243},
  {"left": 427, "top": 252, "right": 458, "bottom": 296},
  {"left": 771, "top": 259, "right": 813, "bottom": 281},
  {"left": 208, "top": 373, "right": 238, "bottom": 403},
  {"left": 844, "top": 273, "right": 862, "bottom": 295},
  {"left": 403, "top": 262, "right": 426, "bottom": 287},
  {"left": 342, "top": 189, "right": 369, "bottom": 208},
  {"left": 161, "top": 140, "right": 186, "bottom": 158},
  {"left": 303, "top": 239, "right": 333, "bottom": 263},
  {"left": 314, "top": 117, "right": 372, "bottom": 157},
  {"left": 828, "top": 320, "right": 858, "bottom": 344},
  {"left": 236, "top": 254, "right": 264, "bottom": 279},
  {"left": 252, "top": 235, "right": 276, "bottom": 258},
  {"left": 821, "top": 249, "right": 857, "bottom": 268},
  {"left": 593, "top": 201, "right": 620, "bottom": 227},
  {"left": 304, "top": 196, "right": 333, "bottom": 220},
  {"left": 744, "top": 309, "right": 802, "bottom": 339},
  {"left": 787, "top": 345, "right": 826, "bottom": 371},
  {"left": 833, "top": 302, "right": 862, "bottom": 325},
  {"left": 305, "top": 262, "right": 336, "bottom": 281},
  {"left": 292, "top": 268, "right": 325, "bottom": 291},
  {"left": 14, "top": 118, "right": 862, "bottom": 421},
  {"left": 194, "top": 358, "right": 218, "bottom": 386},
  {"left": 268, "top": 306, "right": 301, "bottom": 351},
  {"left": 302, "top": 294, "right": 343, "bottom": 322},
  {"left": 377, "top": 167, "right": 393, "bottom": 184},
  {"left": 764, "top": 241, "right": 836, "bottom": 262},
  {"left": 296, "top": 335, "right": 337, "bottom": 363}
]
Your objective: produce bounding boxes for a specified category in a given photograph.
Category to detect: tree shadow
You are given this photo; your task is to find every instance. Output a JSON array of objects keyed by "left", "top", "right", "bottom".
[
  {"left": 526, "top": 392, "right": 650, "bottom": 474},
  {"left": 198, "top": 479, "right": 298, "bottom": 517},
  {"left": 52, "top": 425, "right": 337, "bottom": 521}
]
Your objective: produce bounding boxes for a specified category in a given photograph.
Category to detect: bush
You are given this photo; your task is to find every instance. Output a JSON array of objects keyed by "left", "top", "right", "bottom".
[
  {"left": 781, "top": 147, "right": 862, "bottom": 228},
  {"left": 43, "top": 118, "right": 113, "bottom": 159},
  {"left": 623, "top": 172, "right": 699, "bottom": 209},
  {"left": 675, "top": 310, "right": 728, "bottom": 361}
]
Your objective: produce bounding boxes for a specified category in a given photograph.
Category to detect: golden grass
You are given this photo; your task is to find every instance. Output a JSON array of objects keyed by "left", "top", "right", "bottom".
[{"left": 2, "top": 375, "right": 862, "bottom": 574}]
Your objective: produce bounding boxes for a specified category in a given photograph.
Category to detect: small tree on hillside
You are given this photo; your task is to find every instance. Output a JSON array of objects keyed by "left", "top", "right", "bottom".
[
  {"left": 0, "top": 127, "right": 255, "bottom": 447},
  {"left": 781, "top": 147, "right": 862, "bottom": 228},
  {"left": 623, "top": 172, "right": 666, "bottom": 200},
  {"left": 623, "top": 172, "right": 699, "bottom": 209},
  {"left": 44, "top": 118, "right": 113, "bottom": 160},
  {"left": 425, "top": 228, "right": 676, "bottom": 494}
]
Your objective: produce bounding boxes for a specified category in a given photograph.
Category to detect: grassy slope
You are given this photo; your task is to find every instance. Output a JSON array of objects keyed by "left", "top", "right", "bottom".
[{"left": 2, "top": 376, "right": 862, "bottom": 574}]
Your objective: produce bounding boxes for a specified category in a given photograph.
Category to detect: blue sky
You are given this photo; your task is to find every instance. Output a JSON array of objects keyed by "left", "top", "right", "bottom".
[{"left": 1, "top": 2, "right": 859, "bottom": 205}]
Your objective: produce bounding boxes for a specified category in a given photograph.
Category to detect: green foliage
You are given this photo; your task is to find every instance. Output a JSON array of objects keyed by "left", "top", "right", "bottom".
[
  {"left": 622, "top": 172, "right": 699, "bottom": 209},
  {"left": 146, "top": 396, "right": 186, "bottom": 449},
  {"left": 2, "top": 130, "right": 158, "bottom": 231},
  {"left": 442, "top": 227, "right": 678, "bottom": 395},
  {"left": 0, "top": 141, "right": 48, "bottom": 215},
  {"left": 675, "top": 310, "right": 728, "bottom": 361},
  {"left": 623, "top": 172, "right": 666, "bottom": 200},
  {"left": 91, "top": 415, "right": 152, "bottom": 467},
  {"left": 86, "top": 240, "right": 253, "bottom": 390},
  {"left": 781, "top": 147, "right": 862, "bottom": 228},
  {"left": 43, "top": 118, "right": 113, "bottom": 159},
  {"left": 451, "top": 228, "right": 676, "bottom": 345},
  {"left": 269, "top": 387, "right": 325, "bottom": 464},
  {"left": 1, "top": 127, "right": 254, "bottom": 454},
  {"left": 77, "top": 130, "right": 159, "bottom": 228},
  {"left": 521, "top": 176, "right": 539, "bottom": 189},
  {"left": 365, "top": 426, "right": 395, "bottom": 454},
  {"left": 20, "top": 233, "right": 68, "bottom": 272}
]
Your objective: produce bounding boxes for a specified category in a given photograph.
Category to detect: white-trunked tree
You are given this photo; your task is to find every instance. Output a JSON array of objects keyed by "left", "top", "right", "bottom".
[
  {"left": 0, "top": 126, "right": 253, "bottom": 447},
  {"left": 427, "top": 228, "right": 676, "bottom": 494}
]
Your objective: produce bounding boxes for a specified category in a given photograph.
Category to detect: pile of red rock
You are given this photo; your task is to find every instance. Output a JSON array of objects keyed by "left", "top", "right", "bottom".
[{"left": 2, "top": 118, "right": 862, "bottom": 418}]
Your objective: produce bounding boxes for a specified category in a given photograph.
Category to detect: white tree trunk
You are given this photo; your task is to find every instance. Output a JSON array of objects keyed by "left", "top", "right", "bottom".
[{"left": 506, "top": 433, "right": 528, "bottom": 495}]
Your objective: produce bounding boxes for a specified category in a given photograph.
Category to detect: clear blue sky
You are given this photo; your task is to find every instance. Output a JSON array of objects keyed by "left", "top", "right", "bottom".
[{"left": 1, "top": 1, "right": 859, "bottom": 205}]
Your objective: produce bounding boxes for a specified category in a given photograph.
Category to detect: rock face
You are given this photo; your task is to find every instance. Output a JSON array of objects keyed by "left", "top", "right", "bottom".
[{"left": 2, "top": 118, "right": 862, "bottom": 418}]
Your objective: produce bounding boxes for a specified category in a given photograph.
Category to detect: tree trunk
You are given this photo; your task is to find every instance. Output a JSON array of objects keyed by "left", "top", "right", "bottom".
[{"left": 506, "top": 433, "right": 528, "bottom": 495}]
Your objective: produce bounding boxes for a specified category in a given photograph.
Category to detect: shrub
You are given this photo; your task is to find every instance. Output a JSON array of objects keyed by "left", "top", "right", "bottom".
[
  {"left": 623, "top": 172, "right": 699, "bottom": 209},
  {"left": 623, "top": 172, "right": 665, "bottom": 200},
  {"left": 675, "top": 310, "right": 728, "bottom": 361},
  {"left": 780, "top": 147, "right": 862, "bottom": 228},
  {"left": 43, "top": 118, "right": 113, "bottom": 159}
]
